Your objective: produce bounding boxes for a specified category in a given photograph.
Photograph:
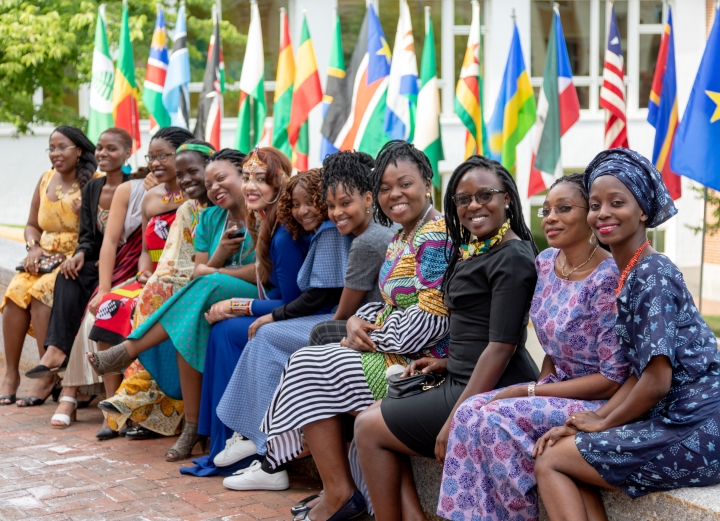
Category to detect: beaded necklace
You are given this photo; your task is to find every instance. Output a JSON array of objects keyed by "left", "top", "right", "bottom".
[
  {"left": 459, "top": 219, "right": 511, "bottom": 261},
  {"left": 161, "top": 184, "right": 184, "bottom": 205},
  {"left": 615, "top": 239, "right": 651, "bottom": 296},
  {"left": 389, "top": 205, "right": 433, "bottom": 260}
]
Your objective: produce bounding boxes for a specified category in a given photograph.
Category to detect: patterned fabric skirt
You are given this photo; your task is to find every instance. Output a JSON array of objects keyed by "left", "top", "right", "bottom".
[
  {"left": 261, "top": 343, "right": 377, "bottom": 468},
  {"left": 89, "top": 281, "right": 143, "bottom": 345},
  {"left": 131, "top": 273, "right": 258, "bottom": 372},
  {"left": 217, "top": 314, "right": 335, "bottom": 453},
  {"left": 437, "top": 375, "right": 604, "bottom": 521},
  {"left": 103, "top": 361, "right": 184, "bottom": 436}
]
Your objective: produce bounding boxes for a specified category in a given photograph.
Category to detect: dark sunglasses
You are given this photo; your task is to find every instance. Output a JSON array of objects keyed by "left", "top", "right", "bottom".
[
  {"left": 452, "top": 189, "right": 506, "bottom": 208},
  {"left": 537, "top": 204, "right": 589, "bottom": 218}
]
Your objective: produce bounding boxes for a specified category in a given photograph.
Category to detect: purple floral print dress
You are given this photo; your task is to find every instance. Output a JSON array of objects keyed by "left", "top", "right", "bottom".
[{"left": 437, "top": 248, "right": 630, "bottom": 521}]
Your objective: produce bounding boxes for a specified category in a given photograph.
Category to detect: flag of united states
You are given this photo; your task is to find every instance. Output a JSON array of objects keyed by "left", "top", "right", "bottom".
[{"left": 600, "top": 6, "right": 629, "bottom": 149}]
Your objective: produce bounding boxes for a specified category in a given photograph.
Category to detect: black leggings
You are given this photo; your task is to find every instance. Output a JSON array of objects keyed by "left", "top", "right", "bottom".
[
  {"left": 45, "top": 262, "right": 99, "bottom": 355},
  {"left": 308, "top": 320, "right": 348, "bottom": 346}
]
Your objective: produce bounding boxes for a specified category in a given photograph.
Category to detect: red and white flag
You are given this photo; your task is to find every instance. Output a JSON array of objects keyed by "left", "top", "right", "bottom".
[
  {"left": 194, "top": 7, "right": 224, "bottom": 149},
  {"left": 600, "top": 5, "right": 629, "bottom": 149}
]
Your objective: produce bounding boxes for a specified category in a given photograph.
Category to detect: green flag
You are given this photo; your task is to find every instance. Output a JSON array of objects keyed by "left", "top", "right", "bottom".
[{"left": 87, "top": 5, "right": 114, "bottom": 144}]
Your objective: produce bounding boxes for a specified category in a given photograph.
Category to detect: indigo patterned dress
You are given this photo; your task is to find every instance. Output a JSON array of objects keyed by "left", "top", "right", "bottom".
[
  {"left": 438, "top": 248, "right": 630, "bottom": 521},
  {"left": 261, "top": 216, "right": 451, "bottom": 468},
  {"left": 576, "top": 254, "right": 720, "bottom": 497}
]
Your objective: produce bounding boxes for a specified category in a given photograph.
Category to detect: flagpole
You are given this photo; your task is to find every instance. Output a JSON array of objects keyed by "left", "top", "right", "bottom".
[{"left": 699, "top": 187, "right": 708, "bottom": 313}]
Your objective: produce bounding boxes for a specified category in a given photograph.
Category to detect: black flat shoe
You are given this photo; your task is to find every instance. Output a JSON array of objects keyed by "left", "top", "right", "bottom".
[
  {"left": 77, "top": 395, "right": 97, "bottom": 409},
  {"left": 118, "top": 425, "right": 131, "bottom": 437},
  {"left": 96, "top": 427, "right": 119, "bottom": 441},
  {"left": 125, "top": 426, "right": 161, "bottom": 440},
  {"left": 97, "top": 400, "right": 121, "bottom": 414},
  {"left": 295, "top": 491, "right": 366, "bottom": 521},
  {"left": 25, "top": 357, "right": 68, "bottom": 379},
  {"left": 291, "top": 493, "right": 322, "bottom": 516}
]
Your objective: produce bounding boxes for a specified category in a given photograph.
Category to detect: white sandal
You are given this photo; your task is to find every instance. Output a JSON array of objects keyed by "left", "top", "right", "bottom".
[{"left": 51, "top": 396, "right": 78, "bottom": 429}]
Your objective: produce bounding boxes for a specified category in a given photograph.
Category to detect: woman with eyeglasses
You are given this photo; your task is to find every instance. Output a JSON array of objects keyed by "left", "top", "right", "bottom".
[
  {"left": 355, "top": 155, "right": 540, "bottom": 521},
  {"left": 0, "top": 126, "right": 97, "bottom": 408},
  {"left": 433, "top": 173, "right": 630, "bottom": 521}
]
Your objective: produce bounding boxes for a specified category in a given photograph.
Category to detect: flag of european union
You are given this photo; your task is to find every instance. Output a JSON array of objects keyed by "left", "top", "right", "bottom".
[{"left": 670, "top": 8, "right": 720, "bottom": 191}]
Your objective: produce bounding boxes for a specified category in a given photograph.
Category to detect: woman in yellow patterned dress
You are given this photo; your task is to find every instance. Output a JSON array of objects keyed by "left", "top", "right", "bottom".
[{"left": 0, "top": 126, "right": 97, "bottom": 407}]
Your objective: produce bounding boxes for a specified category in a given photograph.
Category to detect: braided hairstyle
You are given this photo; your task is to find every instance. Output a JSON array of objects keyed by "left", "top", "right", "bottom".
[
  {"left": 548, "top": 172, "right": 587, "bottom": 200},
  {"left": 371, "top": 140, "right": 434, "bottom": 227},
  {"left": 241, "top": 147, "right": 292, "bottom": 285},
  {"left": 206, "top": 148, "right": 247, "bottom": 212},
  {"left": 52, "top": 126, "right": 97, "bottom": 188},
  {"left": 279, "top": 168, "right": 328, "bottom": 239},
  {"left": 321, "top": 150, "right": 375, "bottom": 200},
  {"left": 177, "top": 139, "right": 217, "bottom": 163},
  {"left": 443, "top": 155, "right": 538, "bottom": 282},
  {"left": 151, "top": 126, "right": 195, "bottom": 150}
]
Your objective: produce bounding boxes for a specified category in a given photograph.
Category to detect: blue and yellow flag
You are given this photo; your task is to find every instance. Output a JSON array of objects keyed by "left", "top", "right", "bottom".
[
  {"left": 671, "top": 7, "right": 720, "bottom": 191},
  {"left": 487, "top": 23, "right": 536, "bottom": 173}
]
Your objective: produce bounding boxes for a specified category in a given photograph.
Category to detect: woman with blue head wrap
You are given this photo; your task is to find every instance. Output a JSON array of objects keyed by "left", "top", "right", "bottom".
[{"left": 533, "top": 148, "right": 720, "bottom": 521}]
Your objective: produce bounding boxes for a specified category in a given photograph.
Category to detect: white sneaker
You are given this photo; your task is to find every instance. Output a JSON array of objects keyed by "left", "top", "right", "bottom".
[
  {"left": 214, "top": 432, "right": 258, "bottom": 467},
  {"left": 222, "top": 460, "right": 289, "bottom": 491}
]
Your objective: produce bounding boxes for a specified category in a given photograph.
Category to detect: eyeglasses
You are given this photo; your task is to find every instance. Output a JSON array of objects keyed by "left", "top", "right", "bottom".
[
  {"left": 145, "top": 152, "right": 175, "bottom": 164},
  {"left": 46, "top": 145, "right": 77, "bottom": 155},
  {"left": 537, "top": 204, "right": 589, "bottom": 218},
  {"left": 452, "top": 189, "right": 506, "bottom": 208}
]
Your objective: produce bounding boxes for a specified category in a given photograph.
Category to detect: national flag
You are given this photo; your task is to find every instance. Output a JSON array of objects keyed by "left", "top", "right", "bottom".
[
  {"left": 455, "top": 0, "right": 488, "bottom": 158},
  {"left": 288, "top": 14, "right": 323, "bottom": 170},
  {"left": 648, "top": 7, "right": 681, "bottom": 199},
  {"left": 413, "top": 7, "right": 443, "bottom": 186},
  {"left": 163, "top": 2, "right": 191, "bottom": 129},
  {"left": 112, "top": 0, "right": 141, "bottom": 152},
  {"left": 271, "top": 8, "right": 294, "bottom": 157},
  {"left": 87, "top": 4, "right": 114, "bottom": 144},
  {"left": 528, "top": 5, "right": 581, "bottom": 196},
  {"left": 670, "top": 5, "right": 720, "bottom": 192},
  {"left": 321, "top": 2, "right": 391, "bottom": 157},
  {"left": 194, "top": 6, "right": 224, "bottom": 149},
  {"left": 600, "top": 6, "right": 629, "bottom": 149},
  {"left": 319, "top": 11, "right": 344, "bottom": 161},
  {"left": 384, "top": 0, "right": 418, "bottom": 141},
  {"left": 235, "top": 0, "right": 266, "bottom": 153},
  {"left": 142, "top": 5, "right": 170, "bottom": 134},
  {"left": 487, "top": 22, "right": 536, "bottom": 172}
]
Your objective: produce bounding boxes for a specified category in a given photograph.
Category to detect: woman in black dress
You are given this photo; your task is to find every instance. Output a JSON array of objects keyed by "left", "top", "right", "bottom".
[{"left": 354, "top": 155, "right": 540, "bottom": 521}]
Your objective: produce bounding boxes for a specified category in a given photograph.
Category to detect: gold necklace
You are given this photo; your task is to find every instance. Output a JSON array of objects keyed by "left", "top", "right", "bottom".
[
  {"left": 55, "top": 178, "right": 79, "bottom": 200},
  {"left": 560, "top": 243, "right": 599, "bottom": 280}
]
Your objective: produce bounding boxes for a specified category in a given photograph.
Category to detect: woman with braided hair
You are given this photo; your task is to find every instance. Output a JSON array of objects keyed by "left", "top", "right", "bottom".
[
  {"left": 354, "top": 154, "right": 540, "bottom": 521},
  {"left": 254, "top": 141, "right": 450, "bottom": 520},
  {"left": 89, "top": 147, "right": 292, "bottom": 461},
  {"left": 1, "top": 126, "right": 97, "bottom": 408}
]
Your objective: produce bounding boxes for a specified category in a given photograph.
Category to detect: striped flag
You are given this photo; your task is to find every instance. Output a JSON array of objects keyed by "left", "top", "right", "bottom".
[
  {"left": 271, "top": 9, "right": 294, "bottom": 157},
  {"left": 319, "top": 12, "right": 344, "bottom": 161},
  {"left": 528, "top": 6, "right": 580, "bottom": 196},
  {"left": 384, "top": 0, "right": 417, "bottom": 141},
  {"left": 487, "top": 22, "right": 536, "bottom": 173},
  {"left": 413, "top": 7, "right": 443, "bottom": 185},
  {"left": 648, "top": 7, "right": 681, "bottom": 200},
  {"left": 87, "top": 5, "right": 114, "bottom": 144},
  {"left": 600, "top": 6, "right": 629, "bottom": 149},
  {"left": 235, "top": 0, "right": 266, "bottom": 152},
  {"left": 194, "top": 6, "right": 224, "bottom": 149},
  {"left": 163, "top": 2, "right": 191, "bottom": 129},
  {"left": 288, "top": 14, "right": 323, "bottom": 170},
  {"left": 112, "top": 0, "right": 141, "bottom": 152},
  {"left": 455, "top": 0, "right": 487, "bottom": 158},
  {"left": 321, "top": 2, "right": 391, "bottom": 157},
  {"left": 143, "top": 5, "right": 170, "bottom": 134}
]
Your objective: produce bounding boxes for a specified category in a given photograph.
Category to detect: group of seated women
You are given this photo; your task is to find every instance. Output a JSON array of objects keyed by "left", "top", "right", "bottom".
[{"left": 3, "top": 124, "right": 720, "bottom": 521}]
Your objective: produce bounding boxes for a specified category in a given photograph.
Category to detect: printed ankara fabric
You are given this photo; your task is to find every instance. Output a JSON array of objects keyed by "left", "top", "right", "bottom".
[{"left": 576, "top": 254, "right": 720, "bottom": 496}]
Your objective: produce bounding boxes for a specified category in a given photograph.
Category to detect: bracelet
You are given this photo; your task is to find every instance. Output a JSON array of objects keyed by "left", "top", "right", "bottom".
[
  {"left": 215, "top": 268, "right": 221, "bottom": 275},
  {"left": 25, "top": 239, "right": 38, "bottom": 252},
  {"left": 135, "top": 271, "right": 145, "bottom": 282},
  {"left": 527, "top": 382, "right": 536, "bottom": 397},
  {"left": 230, "top": 298, "right": 253, "bottom": 316}
]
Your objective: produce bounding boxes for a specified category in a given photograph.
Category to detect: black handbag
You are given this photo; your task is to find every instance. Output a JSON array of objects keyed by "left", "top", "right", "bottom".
[
  {"left": 16, "top": 253, "right": 66, "bottom": 274},
  {"left": 386, "top": 372, "right": 445, "bottom": 399}
]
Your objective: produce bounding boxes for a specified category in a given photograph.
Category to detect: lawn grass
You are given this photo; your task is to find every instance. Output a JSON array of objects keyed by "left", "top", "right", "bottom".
[
  {"left": 703, "top": 315, "right": 720, "bottom": 337},
  {"left": 0, "top": 224, "right": 24, "bottom": 229}
]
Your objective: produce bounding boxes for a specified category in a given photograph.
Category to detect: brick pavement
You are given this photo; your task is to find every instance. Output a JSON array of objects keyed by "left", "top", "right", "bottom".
[{"left": 0, "top": 365, "right": 325, "bottom": 521}]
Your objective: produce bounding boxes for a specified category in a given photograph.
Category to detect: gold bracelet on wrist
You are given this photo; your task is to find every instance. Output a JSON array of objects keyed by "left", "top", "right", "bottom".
[{"left": 527, "top": 382, "right": 536, "bottom": 397}]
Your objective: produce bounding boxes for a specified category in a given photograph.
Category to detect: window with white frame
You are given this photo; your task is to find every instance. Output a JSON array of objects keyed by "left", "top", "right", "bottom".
[{"left": 530, "top": 0, "right": 664, "bottom": 116}]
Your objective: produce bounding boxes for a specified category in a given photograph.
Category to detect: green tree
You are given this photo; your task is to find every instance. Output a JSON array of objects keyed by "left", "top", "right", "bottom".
[{"left": 0, "top": 0, "right": 244, "bottom": 134}]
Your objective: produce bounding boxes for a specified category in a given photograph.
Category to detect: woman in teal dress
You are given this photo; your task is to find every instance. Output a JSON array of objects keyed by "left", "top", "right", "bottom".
[{"left": 90, "top": 148, "right": 294, "bottom": 461}]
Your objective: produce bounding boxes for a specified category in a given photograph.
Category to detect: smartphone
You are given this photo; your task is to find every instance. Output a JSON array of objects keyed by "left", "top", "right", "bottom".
[{"left": 228, "top": 228, "right": 246, "bottom": 239}]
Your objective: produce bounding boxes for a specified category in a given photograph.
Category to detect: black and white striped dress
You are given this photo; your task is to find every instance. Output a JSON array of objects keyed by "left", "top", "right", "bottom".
[{"left": 261, "top": 217, "right": 451, "bottom": 467}]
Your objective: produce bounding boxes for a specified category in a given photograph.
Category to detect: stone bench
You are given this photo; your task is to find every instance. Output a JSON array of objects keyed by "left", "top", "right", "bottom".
[{"left": 1, "top": 235, "right": 719, "bottom": 520}]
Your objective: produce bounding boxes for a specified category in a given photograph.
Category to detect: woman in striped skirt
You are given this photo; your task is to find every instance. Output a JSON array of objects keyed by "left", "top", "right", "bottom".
[{"left": 253, "top": 141, "right": 451, "bottom": 521}]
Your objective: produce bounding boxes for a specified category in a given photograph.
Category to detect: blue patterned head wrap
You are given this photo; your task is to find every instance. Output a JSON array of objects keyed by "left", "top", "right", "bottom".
[{"left": 583, "top": 148, "right": 677, "bottom": 228}]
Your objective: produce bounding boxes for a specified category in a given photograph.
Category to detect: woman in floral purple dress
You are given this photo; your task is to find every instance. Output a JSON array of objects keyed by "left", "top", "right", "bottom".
[{"left": 437, "top": 174, "right": 630, "bottom": 521}]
